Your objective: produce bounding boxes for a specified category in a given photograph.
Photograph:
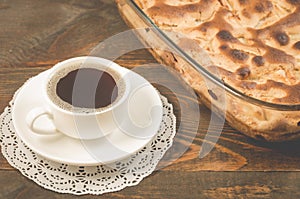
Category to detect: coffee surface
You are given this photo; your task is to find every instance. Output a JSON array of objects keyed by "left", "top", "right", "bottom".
[{"left": 56, "top": 68, "right": 118, "bottom": 109}]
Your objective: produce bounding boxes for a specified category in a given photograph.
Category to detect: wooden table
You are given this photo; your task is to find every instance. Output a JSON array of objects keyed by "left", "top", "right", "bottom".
[{"left": 0, "top": 0, "right": 299, "bottom": 198}]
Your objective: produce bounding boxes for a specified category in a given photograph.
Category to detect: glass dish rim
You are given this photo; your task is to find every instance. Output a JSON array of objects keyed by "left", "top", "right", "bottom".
[{"left": 125, "top": 0, "right": 300, "bottom": 111}]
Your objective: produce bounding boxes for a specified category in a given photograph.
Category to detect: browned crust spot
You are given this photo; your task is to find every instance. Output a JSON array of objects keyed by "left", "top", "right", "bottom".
[
  {"left": 252, "top": 56, "right": 265, "bottom": 66},
  {"left": 217, "top": 30, "right": 237, "bottom": 42},
  {"left": 255, "top": 1, "right": 273, "bottom": 13},
  {"left": 230, "top": 49, "right": 249, "bottom": 61},
  {"left": 273, "top": 31, "right": 290, "bottom": 46},
  {"left": 236, "top": 66, "right": 251, "bottom": 79},
  {"left": 293, "top": 41, "right": 300, "bottom": 50}
]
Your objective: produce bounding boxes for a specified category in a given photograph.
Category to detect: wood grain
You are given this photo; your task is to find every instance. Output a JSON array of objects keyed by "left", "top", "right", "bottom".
[
  {"left": 0, "top": 0, "right": 299, "bottom": 198},
  {"left": 0, "top": 171, "right": 299, "bottom": 199}
]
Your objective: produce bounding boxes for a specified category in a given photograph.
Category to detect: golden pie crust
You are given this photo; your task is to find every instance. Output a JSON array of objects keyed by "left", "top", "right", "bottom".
[{"left": 135, "top": 0, "right": 300, "bottom": 104}]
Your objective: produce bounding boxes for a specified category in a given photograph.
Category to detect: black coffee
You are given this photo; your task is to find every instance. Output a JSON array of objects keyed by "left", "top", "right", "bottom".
[{"left": 56, "top": 68, "right": 118, "bottom": 109}]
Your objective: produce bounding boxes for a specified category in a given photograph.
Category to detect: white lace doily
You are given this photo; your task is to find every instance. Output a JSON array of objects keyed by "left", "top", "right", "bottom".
[{"left": 0, "top": 83, "right": 176, "bottom": 195}]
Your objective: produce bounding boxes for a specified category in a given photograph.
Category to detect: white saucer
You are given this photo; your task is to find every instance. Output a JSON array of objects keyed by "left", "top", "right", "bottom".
[{"left": 12, "top": 68, "right": 163, "bottom": 166}]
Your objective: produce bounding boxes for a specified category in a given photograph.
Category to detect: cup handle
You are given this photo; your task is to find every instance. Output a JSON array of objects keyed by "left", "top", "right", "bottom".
[{"left": 26, "top": 107, "right": 59, "bottom": 135}]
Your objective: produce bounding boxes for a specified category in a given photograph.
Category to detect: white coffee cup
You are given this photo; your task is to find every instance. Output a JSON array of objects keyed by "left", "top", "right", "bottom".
[{"left": 26, "top": 56, "right": 130, "bottom": 140}]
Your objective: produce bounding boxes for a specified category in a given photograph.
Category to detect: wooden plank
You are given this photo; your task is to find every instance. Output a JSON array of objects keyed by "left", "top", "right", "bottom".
[
  {"left": 0, "top": 170, "right": 298, "bottom": 198},
  {"left": 0, "top": 0, "right": 129, "bottom": 68}
]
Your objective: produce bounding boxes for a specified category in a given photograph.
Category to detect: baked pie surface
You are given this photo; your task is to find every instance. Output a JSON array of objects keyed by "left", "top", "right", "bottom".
[{"left": 135, "top": 0, "right": 300, "bottom": 104}]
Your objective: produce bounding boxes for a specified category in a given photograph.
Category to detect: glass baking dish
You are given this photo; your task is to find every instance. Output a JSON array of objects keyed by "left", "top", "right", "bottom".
[{"left": 116, "top": 0, "right": 300, "bottom": 141}]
